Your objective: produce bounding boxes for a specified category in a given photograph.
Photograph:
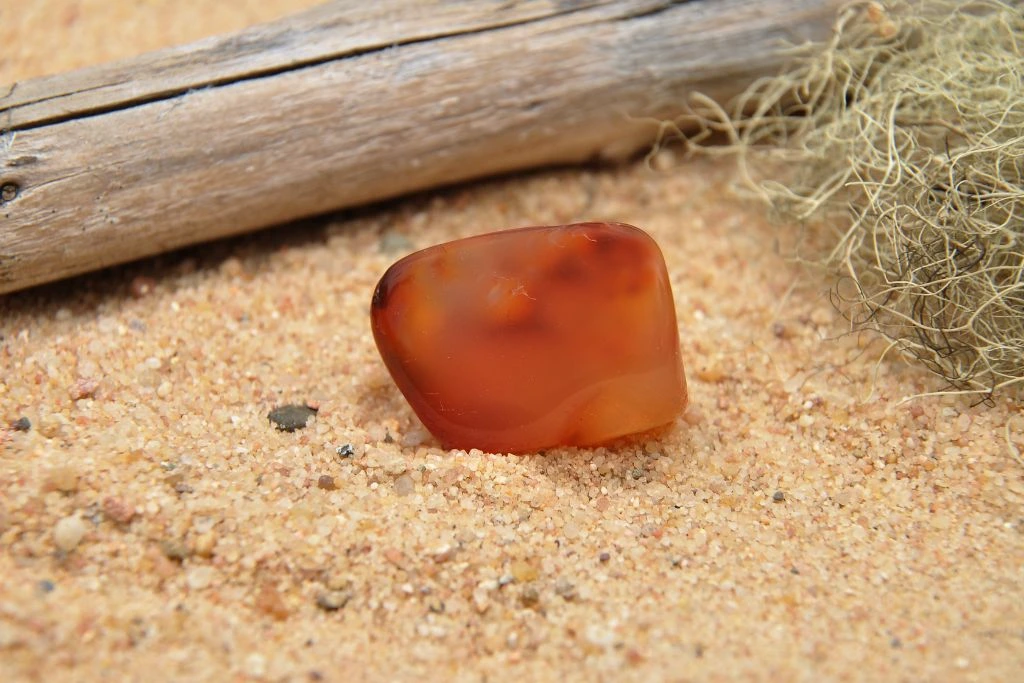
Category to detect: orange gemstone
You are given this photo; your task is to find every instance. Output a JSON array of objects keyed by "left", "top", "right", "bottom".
[{"left": 370, "top": 222, "right": 687, "bottom": 453}]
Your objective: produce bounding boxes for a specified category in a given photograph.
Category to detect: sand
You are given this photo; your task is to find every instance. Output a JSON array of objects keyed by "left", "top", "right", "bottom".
[{"left": 2, "top": 2, "right": 1022, "bottom": 681}]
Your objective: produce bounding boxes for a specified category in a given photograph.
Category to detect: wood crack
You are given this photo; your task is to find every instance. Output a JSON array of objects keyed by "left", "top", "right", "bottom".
[
  {"left": 1, "top": 1, "right": 618, "bottom": 132},
  {"left": 616, "top": 0, "right": 694, "bottom": 21}
]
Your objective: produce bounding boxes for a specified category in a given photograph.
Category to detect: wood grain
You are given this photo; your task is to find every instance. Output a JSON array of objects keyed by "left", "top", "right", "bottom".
[{"left": 0, "top": 0, "right": 843, "bottom": 294}]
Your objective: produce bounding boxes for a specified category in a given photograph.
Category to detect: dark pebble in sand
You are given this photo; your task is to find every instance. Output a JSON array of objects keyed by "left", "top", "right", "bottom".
[
  {"left": 315, "top": 590, "right": 352, "bottom": 611},
  {"left": 268, "top": 404, "right": 318, "bottom": 432},
  {"left": 161, "top": 539, "right": 190, "bottom": 562}
]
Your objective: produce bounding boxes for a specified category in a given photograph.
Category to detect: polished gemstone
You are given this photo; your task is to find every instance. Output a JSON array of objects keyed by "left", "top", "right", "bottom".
[{"left": 370, "top": 222, "right": 687, "bottom": 453}]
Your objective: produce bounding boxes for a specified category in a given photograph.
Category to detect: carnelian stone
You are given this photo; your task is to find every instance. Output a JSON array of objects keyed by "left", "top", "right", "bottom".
[{"left": 370, "top": 222, "right": 687, "bottom": 453}]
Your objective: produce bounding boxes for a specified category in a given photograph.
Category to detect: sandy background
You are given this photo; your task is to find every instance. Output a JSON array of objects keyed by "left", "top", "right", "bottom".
[{"left": 2, "top": 1, "right": 1022, "bottom": 681}]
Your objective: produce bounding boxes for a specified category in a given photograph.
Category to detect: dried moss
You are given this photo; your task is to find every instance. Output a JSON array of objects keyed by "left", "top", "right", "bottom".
[{"left": 675, "top": 0, "right": 1024, "bottom": 399}]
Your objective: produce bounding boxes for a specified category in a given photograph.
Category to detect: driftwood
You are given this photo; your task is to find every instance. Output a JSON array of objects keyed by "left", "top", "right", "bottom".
[{"left": 0, "top": 0, "right": 843, "bottom": 294}]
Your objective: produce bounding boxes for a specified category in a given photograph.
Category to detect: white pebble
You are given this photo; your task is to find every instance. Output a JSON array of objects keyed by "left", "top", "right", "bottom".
[
  {"left": 186, "top": 566, "right": 216, "bottom": 590},
  {"left": 244, "top": 653, "right": 266, "bottom": 678},
  {"left": 472, "top": 587, "right": 491, "bottom": 613},
  {"left": 430, "top": 544, "right": 456, "bottom": 563},
  {"left": 54, "top": 515, "right": 87, "bottom": 551},
  {"left": 584, "top": 623, "right": 616, "bottom": 648}
]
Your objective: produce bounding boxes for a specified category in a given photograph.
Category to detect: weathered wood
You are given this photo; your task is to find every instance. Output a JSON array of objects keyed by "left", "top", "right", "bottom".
[
  {"left": 0, "top": 0, "right": 843, "bottom": 294},
  {"left": 1, "top": 0, "right": 594, "bottom": 130}
]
